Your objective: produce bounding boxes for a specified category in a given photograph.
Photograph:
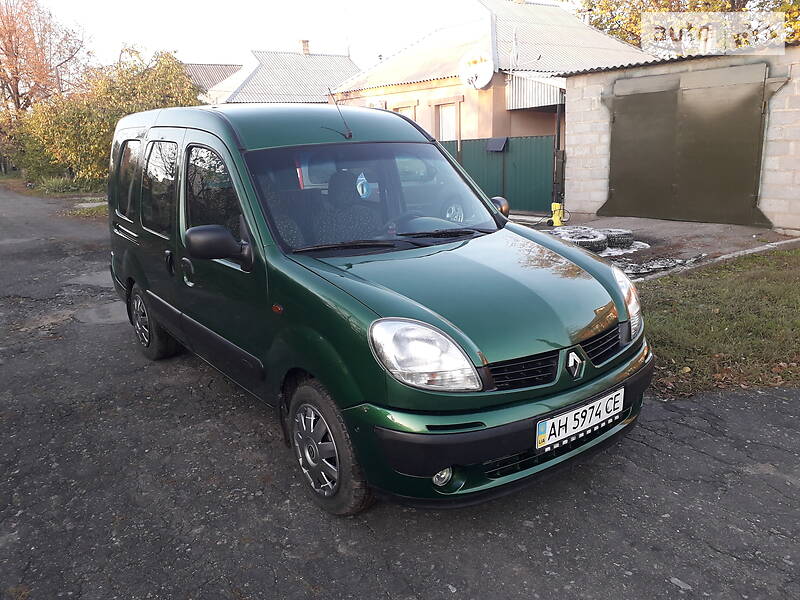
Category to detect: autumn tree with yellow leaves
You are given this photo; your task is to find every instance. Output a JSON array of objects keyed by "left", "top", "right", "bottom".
[
  {"left": 0, "top": 0, "right": 198, "bottom": 183},
  {"left": 16, "top": 49, "right": 199, "bottom": 182},
  {"left": 581, "top": 0, "right": 799, "bottom": 47},
  {"left": 0, "top": 0, "right": 88, "bottom": 113},
  {"left": 0, "top": 0, "right": 89, "bottom": 172}
]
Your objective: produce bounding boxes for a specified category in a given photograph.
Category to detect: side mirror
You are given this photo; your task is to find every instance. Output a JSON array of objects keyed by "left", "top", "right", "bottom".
[
  {"left": 186, "top": 225, "right": 246, "bottom": 262},
  {"left": 491, "top": 196, "right": 510, "bottom": 218}
]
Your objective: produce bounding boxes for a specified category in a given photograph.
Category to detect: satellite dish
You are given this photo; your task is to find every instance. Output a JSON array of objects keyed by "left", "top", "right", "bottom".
[{"left": 459, "top": 50, "right": 494, "bottom": 90}]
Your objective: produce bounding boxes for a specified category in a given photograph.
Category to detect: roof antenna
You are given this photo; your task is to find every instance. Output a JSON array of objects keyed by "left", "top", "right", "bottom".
[{"left": 325, "top": 87, "right": 353, "bottom": 139}]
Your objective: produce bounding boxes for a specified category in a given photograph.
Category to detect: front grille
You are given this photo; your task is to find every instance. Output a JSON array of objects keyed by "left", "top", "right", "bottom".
[
  {"left": 580, "top": 324, "right": 622, "bottom": 365},
  {"left": 487, "top": 350, "right": 560, "bottom": 391},
  {"left": 482, "top": 407, "right": 631, "bottom": 479}
]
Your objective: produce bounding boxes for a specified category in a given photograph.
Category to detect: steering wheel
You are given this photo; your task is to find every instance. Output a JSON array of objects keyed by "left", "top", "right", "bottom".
[
  {"left": 385, "top": 211, "right": 422, "bottom": 231},
  {"left": 441, "top": 197, "right": 466, "bottom": 224}
]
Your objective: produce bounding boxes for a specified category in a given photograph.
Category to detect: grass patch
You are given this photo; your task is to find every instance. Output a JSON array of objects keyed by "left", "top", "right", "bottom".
[
  {"left": 0, "top": 173, "right": 104, "bottom": 198},
  {"left": 0, "top": 174, "right": 33, "bottom": 195},
  {"left": 639, "top": 248, "right": 800, "bottom": 396},
  {"left": 38, "top": 176, "right": 105, "bottom": 195},
  {"left": 65, "top": 203, "right": 108, "bottom": 219}
]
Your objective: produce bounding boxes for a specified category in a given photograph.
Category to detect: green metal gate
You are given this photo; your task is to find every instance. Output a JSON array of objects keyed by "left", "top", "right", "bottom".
[{"left": 440, "top": 136, "right": 554, "bottom": 213}]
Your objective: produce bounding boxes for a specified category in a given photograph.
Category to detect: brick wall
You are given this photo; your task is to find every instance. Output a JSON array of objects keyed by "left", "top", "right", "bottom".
[{"left": 564, "top": 46, "right": 800, "bottom": 234}]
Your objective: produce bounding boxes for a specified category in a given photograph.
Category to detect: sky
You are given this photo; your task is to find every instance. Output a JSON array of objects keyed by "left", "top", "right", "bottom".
[{"left": 41, "top": 0, "right": 492, "bottom": 69}]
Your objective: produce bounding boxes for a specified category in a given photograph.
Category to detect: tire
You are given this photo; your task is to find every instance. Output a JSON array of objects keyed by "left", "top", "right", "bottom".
[
  {"left": 289, "top": 378, "right": 374, "bottom": 515},
  {"left": 558, "top": 230, "right": 609, "bottom": 252},
  {"left": 129, "top": 284, "right": 180, "bottom": 360},
  {"left": 548, "top": 225, "right": 592, "bottom": 238},
  {"left": 595, "top": 228, "right": 634, "bottom": 248}
]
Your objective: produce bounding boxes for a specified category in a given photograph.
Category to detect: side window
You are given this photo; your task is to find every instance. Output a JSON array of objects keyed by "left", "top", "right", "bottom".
[
  {"left": 437, "top": 103, "right": 457, "bottom": 141},
  {"left": 185, "top": 146, "right": 242, "bottom": 240},
  {"left": 116, "top": 140, "right": 141, "bottom": 218},
  {"left": 141, "top": 141, "right": 178, "bottom": 236}
]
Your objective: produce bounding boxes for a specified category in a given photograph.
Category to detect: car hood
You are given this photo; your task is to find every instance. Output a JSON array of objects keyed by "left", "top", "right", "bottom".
[{"left": 294, "top": 227, "right": 619, "bottom": 364}]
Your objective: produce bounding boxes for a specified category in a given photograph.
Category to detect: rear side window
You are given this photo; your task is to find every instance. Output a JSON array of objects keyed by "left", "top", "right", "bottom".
[
  {"left": 185, "top": 146, "right": 242, "bottom": 240},
  {"left": 116, "top": 140, "right": 141, "bottom": 218},
  {"left": 141, "top": 141, "right": 178, "bottom": 236}
]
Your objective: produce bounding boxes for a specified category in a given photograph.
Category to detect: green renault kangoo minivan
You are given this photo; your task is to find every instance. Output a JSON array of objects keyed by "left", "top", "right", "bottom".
[{"left": 108, "top": 104, "right": 653, "bottom": 514}]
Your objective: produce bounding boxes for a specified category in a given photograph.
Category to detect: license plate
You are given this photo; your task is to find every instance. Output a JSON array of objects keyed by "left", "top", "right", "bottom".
[{"left": 536, "top": 388, "right": 625, "bottom": 451}]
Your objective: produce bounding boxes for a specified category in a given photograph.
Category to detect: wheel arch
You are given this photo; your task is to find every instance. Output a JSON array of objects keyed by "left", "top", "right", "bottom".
[
  {"left": 269, "top": 324, "right": 385, "bottom": 446},
  {"left": 119, "top": 251, "right": 148, "bottom": 323},
  {"left": 277, "top": 367, "right": 312, "bottom": 446}
]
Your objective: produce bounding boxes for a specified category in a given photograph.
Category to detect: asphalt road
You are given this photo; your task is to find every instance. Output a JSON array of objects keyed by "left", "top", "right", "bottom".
[{"left": 1, "top": 187, "right": 798, "bottom": 600}]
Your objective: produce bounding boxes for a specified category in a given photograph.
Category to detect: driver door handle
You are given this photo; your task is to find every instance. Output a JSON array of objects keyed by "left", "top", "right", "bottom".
[{"left": 180, "top": 257, "right": 195, "bottom": 287}]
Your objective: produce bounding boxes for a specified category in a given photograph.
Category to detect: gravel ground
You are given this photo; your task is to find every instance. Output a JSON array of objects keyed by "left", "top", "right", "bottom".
[{"left": 1, "top": 187, "right": 798, "bottom": 600}]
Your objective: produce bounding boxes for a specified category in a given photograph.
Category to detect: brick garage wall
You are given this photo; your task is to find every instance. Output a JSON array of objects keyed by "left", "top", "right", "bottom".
[{"left": 564, "top": 46, "right": 800, "bottom": 234}]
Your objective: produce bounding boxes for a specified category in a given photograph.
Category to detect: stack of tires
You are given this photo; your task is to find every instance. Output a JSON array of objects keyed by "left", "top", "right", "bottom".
[{"left": 548, "top": 226, "right": 634, "bottom": 253}]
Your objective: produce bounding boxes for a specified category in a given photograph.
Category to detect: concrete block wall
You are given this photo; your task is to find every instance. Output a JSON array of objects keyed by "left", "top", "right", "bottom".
[
  {"left": 564, "top": 71, "right": 616, "bottom": 214},
  {"left": 564, "top": 46, "right": 800, "bottom": 234},
  {"left": 761, "top": 58, "right": 800, "bottom": 234}
]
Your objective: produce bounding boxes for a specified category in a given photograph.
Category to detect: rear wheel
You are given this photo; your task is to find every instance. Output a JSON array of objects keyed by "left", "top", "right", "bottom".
[
  {"left": 289, "top": 379, "right": 373, "bottom": 515},
  {"left": 129, "top": 284, "right": 179, "bottom": 360}
]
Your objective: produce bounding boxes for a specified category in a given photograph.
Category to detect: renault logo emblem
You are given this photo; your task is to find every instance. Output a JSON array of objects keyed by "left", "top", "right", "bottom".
[{"left": 567, "top": 351, "right": 584, "bottom": 379}]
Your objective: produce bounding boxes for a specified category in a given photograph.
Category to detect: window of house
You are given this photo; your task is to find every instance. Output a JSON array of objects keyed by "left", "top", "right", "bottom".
[
  {"left": 116, "top": 140, "right": 141, "bottom": 218},
  {"left": 437, "top": 103, "right": 457, "bottom": 141},
  {"left": 141, "top": 141, "right": 178, "bottom": 236},
  {"left": 185, "top": 146, "right": 242, "bottom": 240},
  {"left": 394, "top": 106, "right": 416, "bottom": 121}
]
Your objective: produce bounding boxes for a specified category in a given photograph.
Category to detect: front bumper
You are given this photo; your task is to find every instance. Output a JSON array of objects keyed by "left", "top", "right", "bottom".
[{"left": 342, "top": 339, "right": 653, "bottom": 504}]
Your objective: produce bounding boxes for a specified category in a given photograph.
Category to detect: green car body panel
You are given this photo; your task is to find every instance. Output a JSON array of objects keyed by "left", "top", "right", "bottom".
[{"left": 108, "top": 104, "right": 653, "bottom": 506}]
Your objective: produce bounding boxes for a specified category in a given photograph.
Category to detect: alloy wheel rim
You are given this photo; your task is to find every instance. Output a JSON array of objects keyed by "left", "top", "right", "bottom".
[
  {"left": 132, "top": 295, "right": 151, "bottom": 347},
  {"left": 292, "top": 403, "right": 339, "bottom": 497}
]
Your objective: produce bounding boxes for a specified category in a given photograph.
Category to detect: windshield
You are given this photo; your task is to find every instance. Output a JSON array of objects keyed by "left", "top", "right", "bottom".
[{"left": 245, "top": 142, "right": 498, "bottom": 253}]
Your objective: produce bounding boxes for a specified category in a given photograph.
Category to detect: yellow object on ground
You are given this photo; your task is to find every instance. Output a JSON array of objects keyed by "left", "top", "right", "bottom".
[{"left": 550, "top": 202, "right": 564, "bottom": 227}]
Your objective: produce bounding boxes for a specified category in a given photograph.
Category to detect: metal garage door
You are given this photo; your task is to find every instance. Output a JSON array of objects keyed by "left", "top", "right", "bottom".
[{"left": 602, "top": 63, "right": 772, "bottom": 226}]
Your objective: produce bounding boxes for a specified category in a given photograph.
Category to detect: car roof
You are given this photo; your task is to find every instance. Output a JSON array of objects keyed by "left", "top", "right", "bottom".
[{"left": 115, "top": 103, "right": 431, "bottom": 151}]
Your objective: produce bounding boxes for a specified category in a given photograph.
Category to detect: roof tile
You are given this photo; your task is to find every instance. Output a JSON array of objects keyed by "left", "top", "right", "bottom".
[{"left": 228, "top": 51, "right": 359, "bottom": 103}]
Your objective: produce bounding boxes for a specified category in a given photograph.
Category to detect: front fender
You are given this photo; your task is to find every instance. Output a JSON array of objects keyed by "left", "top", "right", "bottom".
[
  {"left": 264, "top": 249, "right": 388, "bottom": 411},
  {"left": 265, "top": 324, "right": 385, "bottom": 411}
]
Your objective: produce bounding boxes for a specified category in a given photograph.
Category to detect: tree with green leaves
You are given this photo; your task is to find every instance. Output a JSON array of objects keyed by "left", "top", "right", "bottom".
[{"left": 17, "top": 49, "right": 199, "bottom": 182}]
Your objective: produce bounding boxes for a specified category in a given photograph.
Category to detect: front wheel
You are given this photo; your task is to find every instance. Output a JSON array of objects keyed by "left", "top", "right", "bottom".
[{"left": 289, "top": 379, "right": 373, "bottom": 515}]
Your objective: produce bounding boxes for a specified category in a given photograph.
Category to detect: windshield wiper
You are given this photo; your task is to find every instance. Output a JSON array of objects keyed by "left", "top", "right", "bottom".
[
  {"left": 397, "top": 227, "right": 495, "bottom": 239},
  {"left": 293, "top": 239, "right": 407, "bottom": 254}
]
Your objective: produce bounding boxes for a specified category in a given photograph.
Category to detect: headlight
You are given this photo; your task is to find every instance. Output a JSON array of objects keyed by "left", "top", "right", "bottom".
[
  {"left": 369, "top": 319, "right": 481, "bottom": 391},
  {"left": 613, "top": 267, "right": 643, "bottom": 338}
]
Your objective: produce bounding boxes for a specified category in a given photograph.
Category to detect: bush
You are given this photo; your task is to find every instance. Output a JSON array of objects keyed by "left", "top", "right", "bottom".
[
  {"left": 20, "top": 50, "right": 199, "bottom": 182},
  {"left": 38, "top": 176, "right": 105, "bottom": 195},
  {"left": 11, "top": 122, "right": 69, "bottom": 183}
]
